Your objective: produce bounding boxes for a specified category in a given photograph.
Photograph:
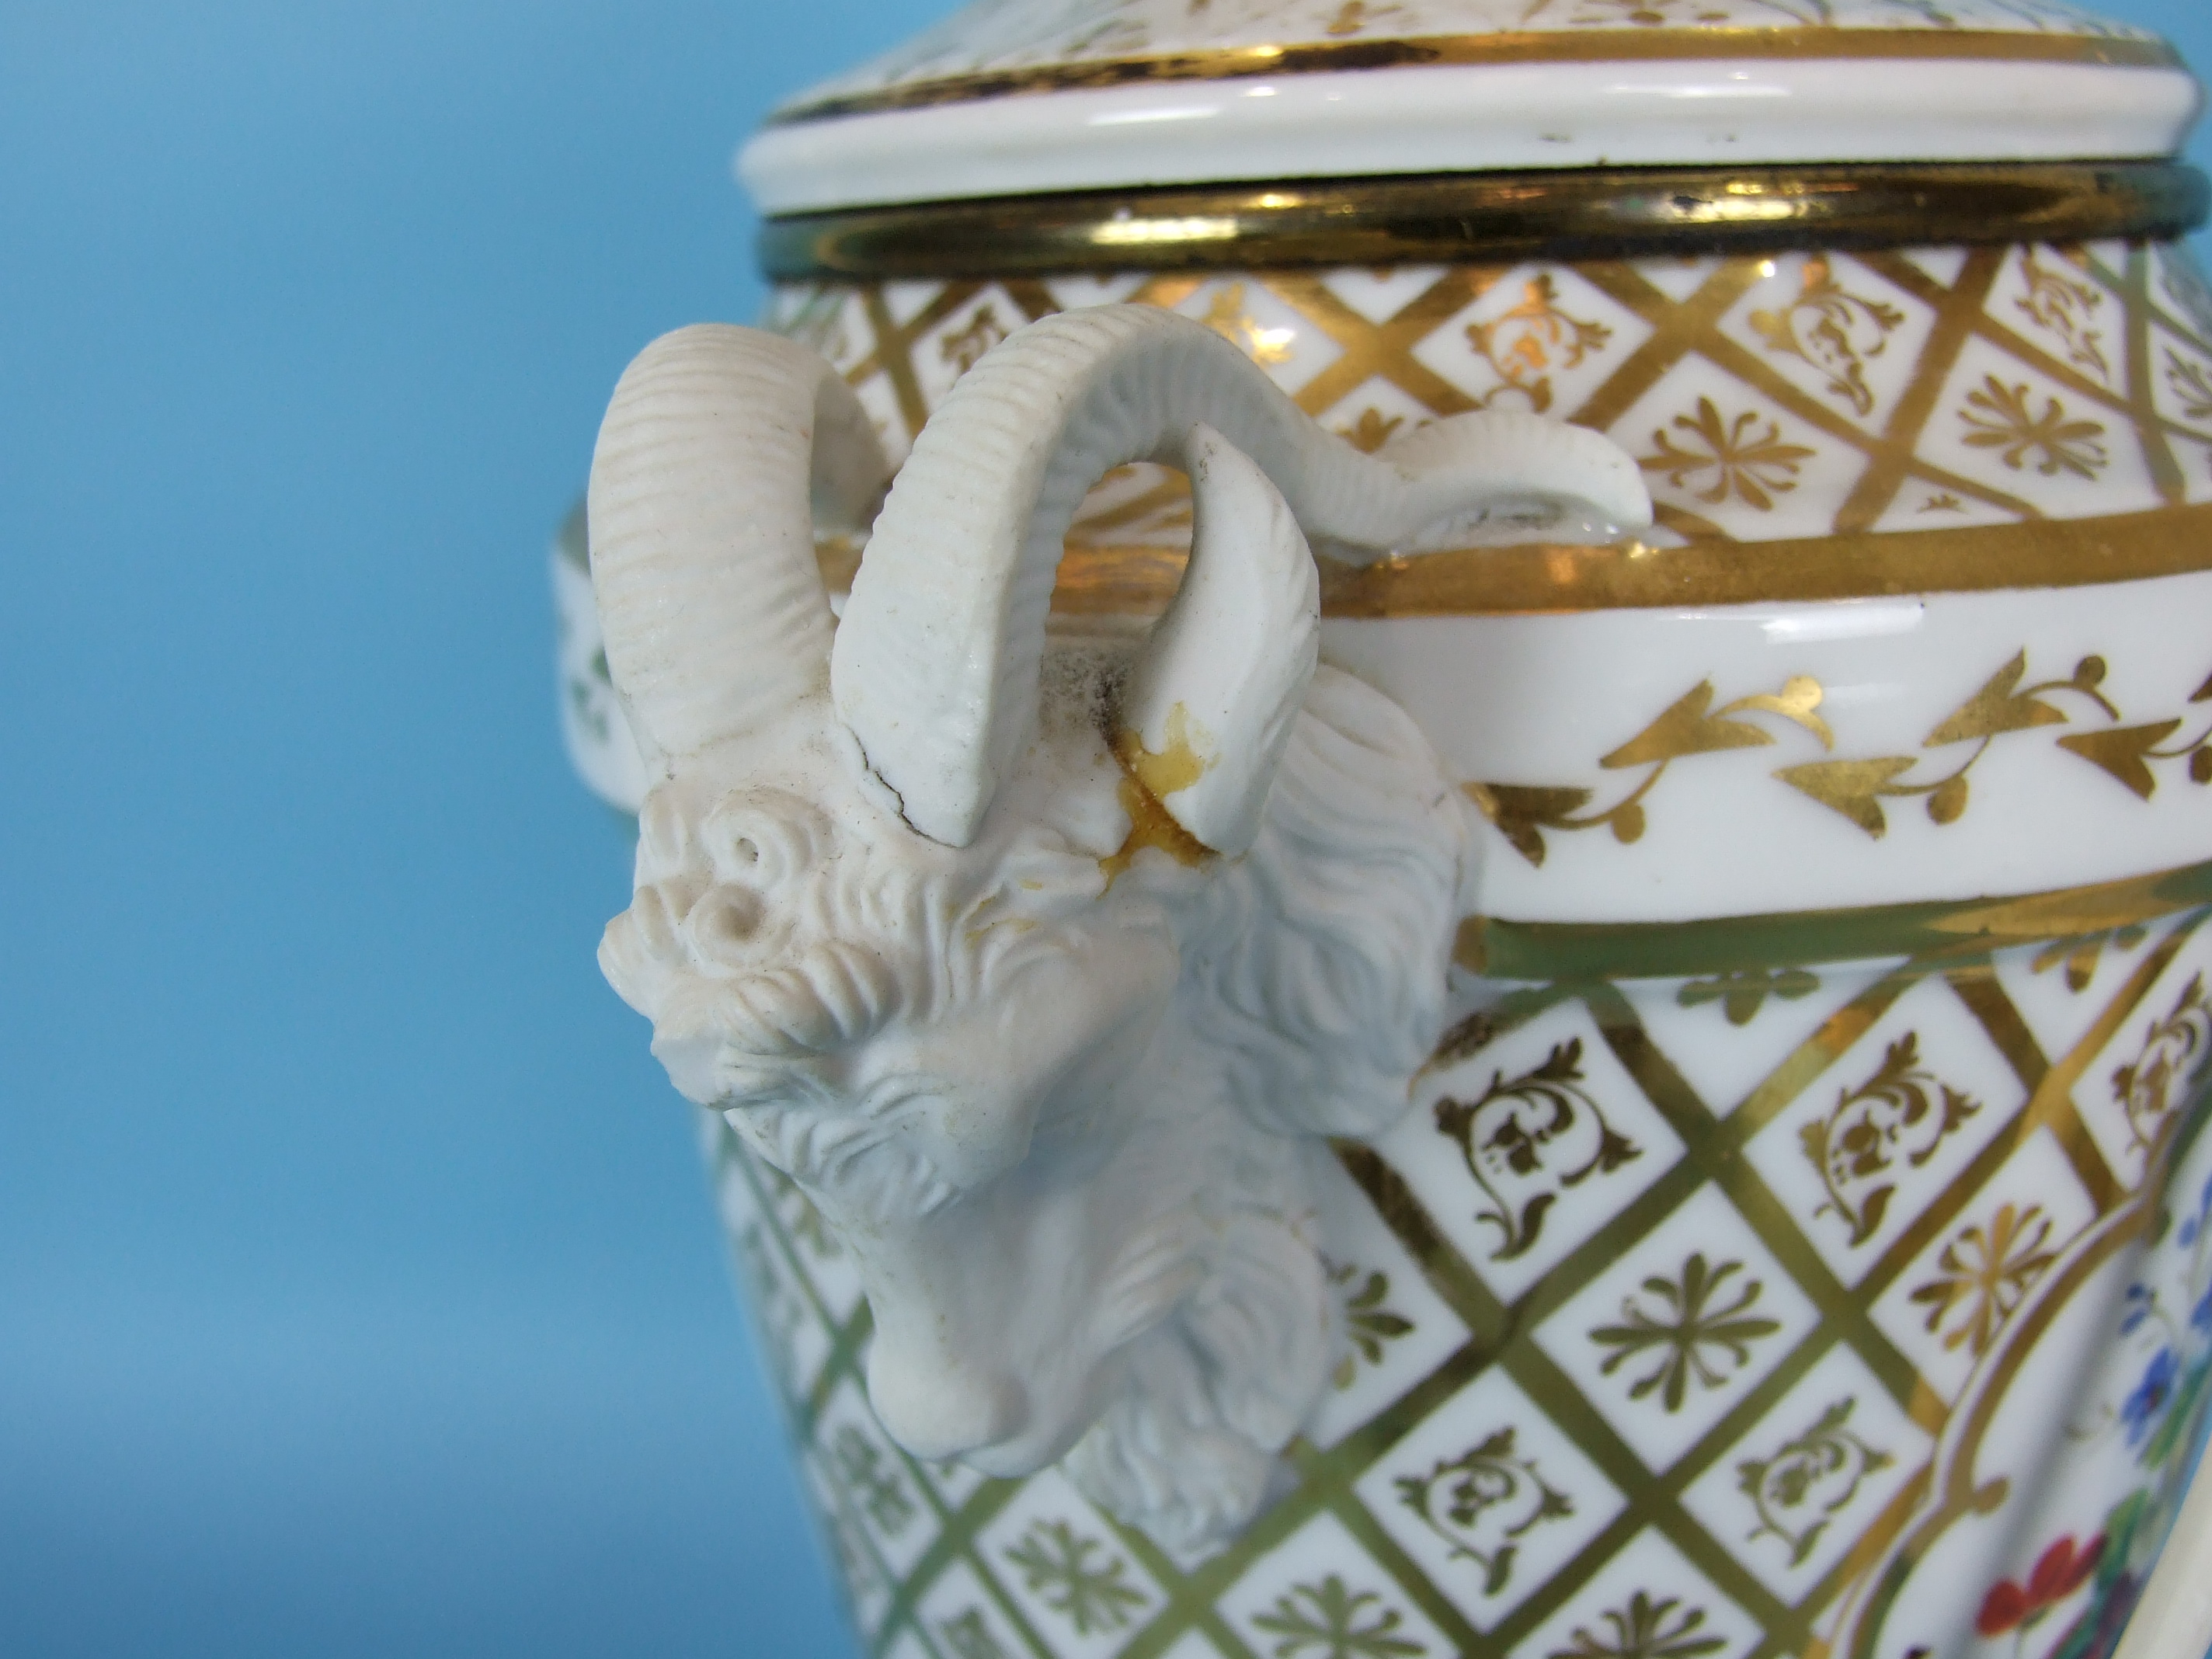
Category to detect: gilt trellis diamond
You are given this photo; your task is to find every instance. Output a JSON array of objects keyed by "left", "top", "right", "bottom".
[
  {"left": 1506, "top": 1526, "right": 1763, "bottom": 1659},
  {"left": 1534, "top": 1184, "right": 1821, "bottom": 1473},
  {"left": 1379, "top": 994, "right": 1686, "bottom": 1307},
  {"left": 781, "top": 239, "right": 2212, "bottom": 566},
  {"left": 1867, "top": 1125, "right": 2098, "bottom": 1407},
  {"left": 704, "top": 229, "right": 2212, "bottom": 1653},
  {"left": 1216, "top": 1511, "right": 1456, "bottom": 1659},
  {"left": 1355, "top": 1367, "right": 1626, "bottom": 1633},
  {"left": 697, "top": 909, "right": 2212, "bottom": 1659}
]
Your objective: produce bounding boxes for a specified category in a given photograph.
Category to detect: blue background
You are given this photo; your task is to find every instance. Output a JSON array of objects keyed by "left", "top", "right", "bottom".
[{"left": 2, "top": 3, "right": 2209, "bottom": 1655}]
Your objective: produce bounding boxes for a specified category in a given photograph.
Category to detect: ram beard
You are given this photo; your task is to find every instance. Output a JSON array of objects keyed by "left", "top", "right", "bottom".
[{"left": 1059, "top": 1205, "right": 1330, "bottom": 1556}]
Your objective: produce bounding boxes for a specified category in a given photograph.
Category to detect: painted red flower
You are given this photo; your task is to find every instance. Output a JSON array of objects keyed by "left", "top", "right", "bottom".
[{"left": 1977, "top": 1535, "right": 2107, "bottom": 1636}]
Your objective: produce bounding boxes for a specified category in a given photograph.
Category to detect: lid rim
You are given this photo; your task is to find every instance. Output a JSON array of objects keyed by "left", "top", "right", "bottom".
[
  {"left": 770, "top": 26, "right": 2181, "bottom": 127},
  {"left": 743, "top": 57, "right": 2202, "bottom": 217},
  {"left": 758, "top": 159, "right": 2210, "bottom": 282}
]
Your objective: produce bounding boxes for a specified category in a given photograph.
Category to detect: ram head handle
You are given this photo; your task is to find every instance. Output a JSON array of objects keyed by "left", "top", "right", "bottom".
[{"left": 589, "top": 305, "right": 1650, "bottom": 1550}]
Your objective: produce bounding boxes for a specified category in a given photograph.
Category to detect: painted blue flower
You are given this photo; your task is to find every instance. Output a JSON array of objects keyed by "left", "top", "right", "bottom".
[
  {"left": 2120, "top": 1283, "right": 2155, "bottom": 1336},
  {"left": 2177, "top": 1173, "right": 2212, "bottom": 1249},
  {"left": 2192, "top": 1283, "right": 2212, "bottom": 1337},
  {"left": 2122, "top": 1349, "right": 2179, "bottom": 1446}
]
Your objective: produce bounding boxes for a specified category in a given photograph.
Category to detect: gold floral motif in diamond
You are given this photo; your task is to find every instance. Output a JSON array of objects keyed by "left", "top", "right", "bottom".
[
  {"left": 1548, "top": 1591, "right": 1730, "bottom": 1659},
  {"left": 1435, "top": 1037, "right": 1643, "bottom": 1261},
  {"left": 1327, "top": 1257, "right": 1417, "bottom": 1388},
  {"left": 1640, "top": 397, "right": 1820, "bottom": 511},
  {"left": 829, "top": 1421, "right": 919, "bottom": 1536},
  {"left": 1534, "top": 0, "right": 1751, "bottom": 24},
  {"left": 2112, "top": 972, "right": 2212, "bottom": 1163},
  {"left": 1468, "top": 676, "right": 1830, "bottom": 864},
  {"left": 1801, "top": 1032, "right": 1981, "bottom": 1249},
  {"left": 938, "top": 303, "right": 1010, "bottom": 376},
  {"left": 1251, "top": 1574, "right": 1426, "bottom": 1658},
  {"left": 1907, "top": 1202, "right": 2060, "bottom": 1356},
  {"left": 1321, "top": 0, "right": 1407, "bottom": 37},
  {"left": 2166, "top": 350, "right": 2212, "bottom": 426},
  {"left": 701, "top": 930, "right": 2212, "bottom": 1659},
  {"left": 1737, "top": 1396, "right": 1894, "bottom": 1568},
  {"left": 1338, "top": 406, "right": 1406, "bottom": 454},
  {"left": 1059, "top": 14, "right": 1147, "bottom": 61},
  {"left": 1958, "top": 374, "right": 2108, "bottom": 479},
  {"left": 2014, "top": 246, "right": 2111, "bottom": 384},
  {"left": 1004, "top": 1518, "right": 1151, "bottom": 1636},
  {"left": 1469, "top": 274, "right": 1613, "bottom": 414},
  {"left": 1748, "top": 256, "right": 1908, "bottom": 417},
  {"left": 1394, "top": 1426, "right": 1576, "bottom": 1600},
  {"left": 1588, "top": 1253, "right": 1784, "bottom": 1411},
  {"left": 938, "top": 1607, "right": 1017, "bottom": 1659}
]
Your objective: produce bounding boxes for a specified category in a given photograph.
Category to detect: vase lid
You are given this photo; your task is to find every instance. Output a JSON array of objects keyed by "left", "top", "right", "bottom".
[{"left": 740, "top": 0, "right": 2201, "bottom": 215}]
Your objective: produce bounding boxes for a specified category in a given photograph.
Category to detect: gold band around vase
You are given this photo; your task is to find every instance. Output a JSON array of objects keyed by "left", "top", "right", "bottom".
[
  {"left": 760, "top": 163, "right": 2209, "bottom": 280},
  {"left": 767, "top": 28, "right": 2180, "bottom": 126},
  {"left": 810, "top": 504, "right": 2212, "bottom": 621},
  {"left": 1459, "top": 858, "right": 2212, "bottom": 982},
  {"left": 1310, "top": 504, "right": 2212, "bottom": 617}
]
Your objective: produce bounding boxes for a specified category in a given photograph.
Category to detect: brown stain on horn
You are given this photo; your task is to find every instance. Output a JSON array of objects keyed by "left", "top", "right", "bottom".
[{"left": 1101, "top": 713, "right": 1214, "bottom": 887}]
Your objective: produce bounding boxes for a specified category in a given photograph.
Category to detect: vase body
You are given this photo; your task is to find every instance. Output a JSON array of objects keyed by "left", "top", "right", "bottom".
[
  {"left": 555, "top": 7, "right": 2212, "bottom": 1654},
  {"left": 550, "top": 241, "right": 2212, "bottom": 1659}
]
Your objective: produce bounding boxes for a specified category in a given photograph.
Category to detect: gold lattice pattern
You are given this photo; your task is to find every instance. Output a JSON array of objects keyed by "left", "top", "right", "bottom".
[
  {"left": 766, "top": 240, "right": 2212, "bottom": 554},
  {"left": 708, "top": 906, "right": 2212, "bottom": 1659}
]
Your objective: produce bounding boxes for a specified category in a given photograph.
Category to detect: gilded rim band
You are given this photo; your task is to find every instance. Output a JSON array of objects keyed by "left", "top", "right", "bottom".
[
  {"left": 760, "top": 162, "right": 2209, "bottom": 280},
  {"left": 814, "top": 503, "right": 2212, "bottom": 618},
  {"left": 1458, "top": 859, "right": 2212, "bottom": 982},
  {"left": 767, "top": 28, "right": 2179, "bottom": 125}
]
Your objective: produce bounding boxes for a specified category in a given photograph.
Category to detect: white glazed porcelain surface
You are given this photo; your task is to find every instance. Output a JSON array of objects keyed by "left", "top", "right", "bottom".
[
  {"left": 566, "top": 290, "right": 2212, "bottom": 1659},
  {"left": 741, "top": 58, "right": 2197, "bottom": 212},
  {"left": 741, "top": 0, "right": 2196, "bottom": 211},
  {"left": 571, "top": 3, "right": 2212, "bottom": 1640},
  {"left": 786, "top": 0, "right": 2158, "bottom": 106},
  {"left": 1328, "top": 579, "right": 2212, "bottom": 923},
  {"left": 767, "top": 242, "right": 2212, "bottom": 539},
  {"left": 726, "top": 244, "right": 2212, "bottom": 926},
  {"left": 699, "top": 921, "right": 2212, "bottom": 1659}
]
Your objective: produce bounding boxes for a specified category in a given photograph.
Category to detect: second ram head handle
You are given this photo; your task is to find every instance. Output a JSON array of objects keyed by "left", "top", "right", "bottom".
[{"left": 588, "top": 305, "right": 1651, "bottom": 1552}]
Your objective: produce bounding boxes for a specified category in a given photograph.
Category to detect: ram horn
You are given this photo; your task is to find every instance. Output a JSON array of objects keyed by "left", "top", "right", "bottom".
[
  {"left": 590, "top": 324, "right": 889, "bottom": 770},
  {"left": 830, "top": 304, "right": 1650, "bottom": 848},
  {"left": 1115, "top": 425, "right": 1318, "bottom": 856}
]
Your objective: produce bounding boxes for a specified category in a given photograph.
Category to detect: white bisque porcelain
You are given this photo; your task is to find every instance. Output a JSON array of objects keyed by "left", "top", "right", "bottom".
[
  {"left": 586, "top": 312, "right": 1645, "bottom": 1550},
  {"left": 558, "top": 3, "right": 2212, "bottom": 1657}
]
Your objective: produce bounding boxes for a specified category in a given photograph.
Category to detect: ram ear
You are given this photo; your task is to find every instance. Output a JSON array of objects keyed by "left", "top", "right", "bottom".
[{"left": 1115, "top": 426, "right": 1319, "bottom": 857}]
